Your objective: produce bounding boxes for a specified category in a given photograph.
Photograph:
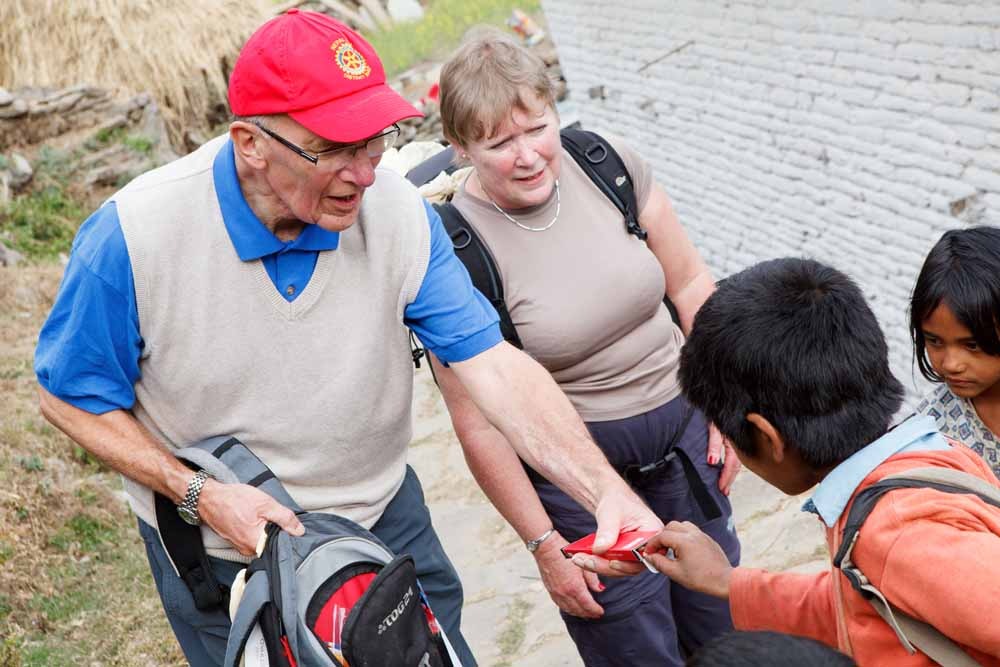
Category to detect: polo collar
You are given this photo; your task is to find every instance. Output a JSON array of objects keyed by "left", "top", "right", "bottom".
[
  {"left": 212, "top": 139, "right": 340, "bottom": 261},
  {"left": 802, "top": 415, "right": 951, "bottom": 528}
]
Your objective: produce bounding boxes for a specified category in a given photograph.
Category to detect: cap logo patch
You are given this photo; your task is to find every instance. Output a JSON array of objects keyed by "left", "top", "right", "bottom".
[{"left": 331, "top": 38, "right": 371, "bottom": 80}]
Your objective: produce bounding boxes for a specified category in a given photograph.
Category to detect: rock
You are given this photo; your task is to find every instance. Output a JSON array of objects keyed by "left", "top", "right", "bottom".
[
  {"left": 0, "top": 171, "right": 10, "bottom": 207},
  {"left": 0, "top": 98, "right": 28, "bottom": 120},
  {"left": 387, "top": 0, "right": 424, "bottom": 23},
  {"left": 136, "top": 100, "right": 179, "bottom": 164},
  {"left": 0, "top": 88, "right": 13, "bottom": 107},
  {"left": 8, "top": 153, "right": 33, "bottom": 192},
  {"left": 0, "top": 240, "right": 24, "bottom": 268}
]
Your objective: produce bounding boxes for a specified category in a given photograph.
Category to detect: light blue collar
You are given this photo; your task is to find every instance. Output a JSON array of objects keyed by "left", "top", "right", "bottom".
[{"left": 802, "top": 416, "right": 950, "bottom": 527}]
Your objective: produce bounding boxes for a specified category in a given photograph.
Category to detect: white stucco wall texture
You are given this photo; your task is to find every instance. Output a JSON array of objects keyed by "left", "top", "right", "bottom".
[{"left": 543, "top": 0, "right": 1000, "bottom": 400}]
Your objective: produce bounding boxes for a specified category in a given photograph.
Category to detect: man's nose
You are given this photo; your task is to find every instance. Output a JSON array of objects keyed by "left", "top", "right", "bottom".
[{"left": 341, "top": 147, "right": 377, "bottom": 186}]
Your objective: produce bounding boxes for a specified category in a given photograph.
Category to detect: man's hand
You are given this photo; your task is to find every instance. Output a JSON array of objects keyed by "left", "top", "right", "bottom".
[
  {"left": 707, "top": 423, "right": 741, "bottom": 495},
  {"left": 197, "top": 479, "right": 305, "bottom": 556},
  {"left": 534, "top": 532, "right": 604, "bottom": 619},
  {"left": 641, "top": 521, "right": 733, "bottom": 599},
  {"left": 570, "top": 484, "right": 663, "bottom": 577}
]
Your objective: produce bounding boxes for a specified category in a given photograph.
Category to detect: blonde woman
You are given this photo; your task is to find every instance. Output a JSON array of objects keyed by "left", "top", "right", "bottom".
[{"left": 430, "top": 30, "right": 742, "bottom": 666}]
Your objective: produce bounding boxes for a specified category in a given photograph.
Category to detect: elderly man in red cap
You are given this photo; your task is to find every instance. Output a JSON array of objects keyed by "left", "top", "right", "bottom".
[{"left": 34, "top": 10, "right": 659, "bottom": 665}]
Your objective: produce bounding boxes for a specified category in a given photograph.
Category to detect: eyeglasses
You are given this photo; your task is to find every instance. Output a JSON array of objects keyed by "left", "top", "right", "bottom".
[{"left": 254, "top": 122, "right": 401, "bottom": 168}]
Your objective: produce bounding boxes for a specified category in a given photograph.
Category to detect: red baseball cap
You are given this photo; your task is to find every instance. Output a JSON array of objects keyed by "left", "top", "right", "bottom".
[{"left": 228, "top": 9, "right": 422, "bottom": 142}]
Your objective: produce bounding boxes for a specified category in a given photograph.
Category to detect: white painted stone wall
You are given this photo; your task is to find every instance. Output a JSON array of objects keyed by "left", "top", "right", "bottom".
[{"left": 543, "top": 0, "right": 1000, "bottom": 402}]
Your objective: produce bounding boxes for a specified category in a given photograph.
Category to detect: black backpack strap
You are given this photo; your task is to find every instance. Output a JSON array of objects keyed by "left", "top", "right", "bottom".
[
  {"left": 436, "top": 201, "right": 523, "bottom": 349},
  {"left": 154, "top": 465, "right": 230, "bottom": 612},
  {"left": 560, "top": 128, "right": 646, "bottom": 241}
]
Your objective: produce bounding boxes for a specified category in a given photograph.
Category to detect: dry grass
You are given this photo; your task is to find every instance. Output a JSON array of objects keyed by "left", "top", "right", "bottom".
[
  {"left": 0, "top": 0, "right": 272, "bottom": 148},
  {"left": 0, "top": 265, "right": 183, "bottom": 666}
]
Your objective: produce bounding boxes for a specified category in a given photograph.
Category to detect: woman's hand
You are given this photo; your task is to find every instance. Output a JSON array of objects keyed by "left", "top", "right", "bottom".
[
  {"left": 707, "top": 422, "right": 741, "bottom": 495},
  {"left": 534, "top": 532, "right": 605, "bottom": 619}
]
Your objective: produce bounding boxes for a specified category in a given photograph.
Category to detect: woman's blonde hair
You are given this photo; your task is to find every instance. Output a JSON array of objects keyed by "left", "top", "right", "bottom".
[{"left": 439, "top": 27, "right": 556, "bottom": 147}]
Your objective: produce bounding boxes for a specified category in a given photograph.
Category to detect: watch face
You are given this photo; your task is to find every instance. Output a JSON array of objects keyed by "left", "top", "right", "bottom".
[{"left": 178, "top": 505, "right": 200, "bottom": 526}]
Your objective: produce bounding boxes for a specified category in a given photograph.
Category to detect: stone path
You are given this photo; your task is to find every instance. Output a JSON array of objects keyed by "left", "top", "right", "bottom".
[{"left": 407, "top": 366, "right": 829, "bottom": 666}]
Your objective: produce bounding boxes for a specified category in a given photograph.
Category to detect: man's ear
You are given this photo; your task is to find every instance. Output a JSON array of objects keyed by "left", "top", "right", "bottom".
[
  {"left": 746, "top": 413, "right": 786, "bottom": 463},
  {"left": 229, "top": 121, "right": 267, "bottom": 169}
]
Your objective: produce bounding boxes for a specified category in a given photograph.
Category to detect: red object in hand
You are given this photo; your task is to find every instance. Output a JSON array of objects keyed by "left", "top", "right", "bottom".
[{"left": 560, "top": 530, "right": 659, "bottom": 562}]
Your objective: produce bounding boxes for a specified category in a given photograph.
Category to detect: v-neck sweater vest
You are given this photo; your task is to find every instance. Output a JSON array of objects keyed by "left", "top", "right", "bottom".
[{"left": 114, "top": 136, "right": 430, "bottom": 560}]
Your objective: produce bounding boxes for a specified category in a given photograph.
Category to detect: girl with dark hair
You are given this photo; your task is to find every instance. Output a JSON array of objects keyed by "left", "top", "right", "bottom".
[{"left": 912, "top": 226, "right": 1000, "bottom": 478}]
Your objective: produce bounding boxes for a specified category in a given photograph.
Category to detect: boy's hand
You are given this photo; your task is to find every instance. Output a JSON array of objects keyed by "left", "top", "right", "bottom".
[{"left": 642, "top": 521, "right": 734, "bottom": 599}]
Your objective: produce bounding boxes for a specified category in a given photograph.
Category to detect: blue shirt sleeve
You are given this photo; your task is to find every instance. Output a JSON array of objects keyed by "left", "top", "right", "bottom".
[
  {"left": 404, "top": 201, "right": 503, "bottom": 363},
  {"left": 34, "top": 202, "right": 143, "bottom": 414}
]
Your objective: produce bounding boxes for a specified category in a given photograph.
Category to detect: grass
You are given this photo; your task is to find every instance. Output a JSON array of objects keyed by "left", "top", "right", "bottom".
[
  {"left": 364, "top": 0, "right": 542, "bottom": 78},
  {"left": 0, "top": 265, "right": 185, "bottom": 666}
]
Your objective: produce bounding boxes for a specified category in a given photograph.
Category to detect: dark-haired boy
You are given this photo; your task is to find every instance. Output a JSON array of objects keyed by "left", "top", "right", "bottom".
[{"left": 618, "top": 258, "right": 1000, "bottom": 665}]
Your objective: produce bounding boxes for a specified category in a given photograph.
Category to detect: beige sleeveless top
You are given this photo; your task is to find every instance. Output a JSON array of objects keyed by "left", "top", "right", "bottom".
[{"left": 451, "top": 135, "right": 684, "bottom": 422}]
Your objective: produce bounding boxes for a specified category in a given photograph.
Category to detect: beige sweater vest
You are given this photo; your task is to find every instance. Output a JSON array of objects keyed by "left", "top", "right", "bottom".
[{"left": 114, "top": 136, "right": 430, "bottom": 560}]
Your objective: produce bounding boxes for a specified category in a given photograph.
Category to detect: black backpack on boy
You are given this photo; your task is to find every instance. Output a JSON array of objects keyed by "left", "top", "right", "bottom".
[{"left": 155, "top": 436, "right": 459, "bottom": 667}]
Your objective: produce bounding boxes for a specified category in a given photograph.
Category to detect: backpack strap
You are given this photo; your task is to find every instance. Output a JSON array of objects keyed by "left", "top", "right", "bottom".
[
  {"left": 560, "top": 128, "right": 646, "bottom": 241},
  {"left": 436, "top": 201, "right": 523, "bottom": 349},
  {"left": 223, "top": 567, "right": 273, "bottom": 667},
  {"left": 155, "top": 436, "right": 304, "bottom": 612},
  {"left": 833, "top": 467, "right": 1000, "bottom": 665}
]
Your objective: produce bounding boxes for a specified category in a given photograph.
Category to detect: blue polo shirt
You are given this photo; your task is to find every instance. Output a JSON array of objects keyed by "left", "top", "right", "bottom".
[
  {"left": 35, "top": 140, "right": 502, "bottom": 414},
  {"left": 802, "top": 416, "right": 951, "bottom": 527}
]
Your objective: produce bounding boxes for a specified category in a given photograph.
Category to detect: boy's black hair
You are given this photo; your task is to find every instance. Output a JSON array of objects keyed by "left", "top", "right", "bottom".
[
  {"left": 680, "top": 258, "right": 904, "bottom": 469},
  {"left": 910, "top": 226, "right": 1000, "bottom": 383},
  {"left": 687, "top": 631, "right": 856, "bottom": 666}
]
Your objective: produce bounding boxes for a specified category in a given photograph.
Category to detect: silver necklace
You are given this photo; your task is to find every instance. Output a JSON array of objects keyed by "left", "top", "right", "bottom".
[{"left": 482, "top": 177, "right": 561, "bottom": 232}]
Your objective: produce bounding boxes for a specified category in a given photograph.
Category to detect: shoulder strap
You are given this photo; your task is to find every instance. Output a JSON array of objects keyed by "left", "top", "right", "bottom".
[
  {"left": 560, "top": 128, "right": 646, "bottom": 240},
  {"left": 833, "top": 467, "right": 1000, "bottom": 665},
  {"left": 435, "top": 201, "right": 523, "bottom": 348}
]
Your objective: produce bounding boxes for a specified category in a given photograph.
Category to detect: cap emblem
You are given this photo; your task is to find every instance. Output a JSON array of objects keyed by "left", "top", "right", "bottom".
[{"left": 331, "top": 38, "right": 371, "bottom": 80}]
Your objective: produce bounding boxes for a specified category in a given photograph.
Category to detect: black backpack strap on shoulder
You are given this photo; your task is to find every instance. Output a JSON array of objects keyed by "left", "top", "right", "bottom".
[
  {"left": 435, "top": 201, "right": 523, "bottom": 349},
  {"left": 832, "top": 468, "right": 1000, "bottom": 664},
  {"left": 560, "top": 128, "right": 646, "bottom": 241}
]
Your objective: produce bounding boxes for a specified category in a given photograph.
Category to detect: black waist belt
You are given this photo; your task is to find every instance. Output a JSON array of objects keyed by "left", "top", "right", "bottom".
[{"left": 524, "top": 405, "right": 722, "bottom": 522}]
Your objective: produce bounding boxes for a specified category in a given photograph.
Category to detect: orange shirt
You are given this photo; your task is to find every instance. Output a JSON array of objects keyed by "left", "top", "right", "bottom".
[{"left": 729, "top": 445, "right": 1000, "bottom": 666}]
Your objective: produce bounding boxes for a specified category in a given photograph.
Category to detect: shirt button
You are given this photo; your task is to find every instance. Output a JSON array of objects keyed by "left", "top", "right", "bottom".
[{"left": 286, "top": 285, "right": 296, "bottom": 296}]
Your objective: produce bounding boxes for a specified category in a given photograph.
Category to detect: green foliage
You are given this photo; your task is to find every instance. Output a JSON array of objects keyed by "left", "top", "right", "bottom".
[
  {"left": 364, "top": 0, "right": 542, "bottom": 78},
  {"left": 122, "top": 134, "right": 154, "bottom": 155},
  {"left": 0, "top": 637, "right": 22, "bottom": 667},
  {"left": 48, "top": 513, "right": 116, "bottom": 554},
  {"left": 0, "top": 184, "right": 83, "bottom": 260},
  {"left": 17, "top": 455, "right": 43, "bottom": 472}
]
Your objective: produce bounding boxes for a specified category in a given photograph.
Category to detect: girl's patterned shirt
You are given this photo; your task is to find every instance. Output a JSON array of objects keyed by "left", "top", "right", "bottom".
[{"left": 916, "top": 383, "right": 1000, "bottom": 479}]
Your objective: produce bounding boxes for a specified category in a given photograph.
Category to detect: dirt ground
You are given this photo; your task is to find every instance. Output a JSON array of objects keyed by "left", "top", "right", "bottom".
[{"left": 0, "top": 262, "right": 828, "bottom": 666}]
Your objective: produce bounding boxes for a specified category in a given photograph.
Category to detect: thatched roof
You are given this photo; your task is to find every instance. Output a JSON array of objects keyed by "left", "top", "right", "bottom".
[{"left": 0, "top": 0, "right": 272, "bottom": 149}]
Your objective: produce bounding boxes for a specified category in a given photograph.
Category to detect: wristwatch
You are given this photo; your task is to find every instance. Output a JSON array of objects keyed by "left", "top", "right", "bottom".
[
  {"left": 177, "top": 469, "right": 213, "bottom": 526},
  {"left": 525, "top": 528, "right": 555, "bottom": 553}
]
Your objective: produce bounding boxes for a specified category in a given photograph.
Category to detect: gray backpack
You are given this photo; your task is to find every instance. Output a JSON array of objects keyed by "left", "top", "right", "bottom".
[{"left": 156, "top": 436, "right": 460, "bottom": 667}]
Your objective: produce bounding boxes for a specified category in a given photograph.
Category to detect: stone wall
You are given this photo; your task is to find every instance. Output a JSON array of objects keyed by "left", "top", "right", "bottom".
[{"left": 543, "top": 0, "right": 1000, "bottom": 400}]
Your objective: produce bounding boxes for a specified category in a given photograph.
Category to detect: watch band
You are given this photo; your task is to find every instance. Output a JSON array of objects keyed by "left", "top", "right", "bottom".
[
  {"left": 177, "top": 469, "right": 213, "bottom": 526},
  {"left": 525, "top": 528, "right": 555, "bottom": 553}
]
